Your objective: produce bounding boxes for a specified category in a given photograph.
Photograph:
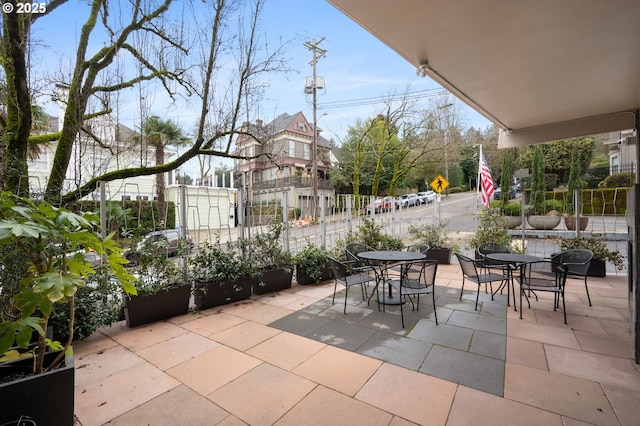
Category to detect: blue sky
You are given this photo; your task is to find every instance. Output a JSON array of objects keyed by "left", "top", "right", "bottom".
[{"left": 33, "top": 1, "right": 492, "bottom": 155}]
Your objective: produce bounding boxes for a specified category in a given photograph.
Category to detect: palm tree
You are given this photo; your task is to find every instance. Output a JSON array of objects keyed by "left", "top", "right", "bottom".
[{"left": 142, "top": 116, "right": 190, "bottom": 227}]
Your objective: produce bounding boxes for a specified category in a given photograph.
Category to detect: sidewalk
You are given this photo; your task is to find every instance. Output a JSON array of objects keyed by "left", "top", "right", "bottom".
[{"left": 73, "top": 263, "right": 640, "bottom": 425}]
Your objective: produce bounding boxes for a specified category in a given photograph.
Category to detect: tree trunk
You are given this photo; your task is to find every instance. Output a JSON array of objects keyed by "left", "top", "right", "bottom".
[
  {"left": 2, "top": 13, "right": 32, "bottom": 195},
  {"left": 156, "top": 146, "right": 166, "bottom": 226}
]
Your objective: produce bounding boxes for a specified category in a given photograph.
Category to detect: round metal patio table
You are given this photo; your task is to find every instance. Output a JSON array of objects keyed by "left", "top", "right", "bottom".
[{"left": 358, "top": 250, "right": 426, "bottom": 306}]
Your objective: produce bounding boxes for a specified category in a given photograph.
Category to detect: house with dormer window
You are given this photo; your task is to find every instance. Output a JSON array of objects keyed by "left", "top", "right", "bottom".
[{"left": 233, "top": 112, "right": 335, "bottom": 216}]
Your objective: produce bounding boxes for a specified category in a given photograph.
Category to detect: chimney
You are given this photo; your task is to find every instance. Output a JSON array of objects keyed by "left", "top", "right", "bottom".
[{"left": 256, "top": 119, "right": 263, "bottom": 127}]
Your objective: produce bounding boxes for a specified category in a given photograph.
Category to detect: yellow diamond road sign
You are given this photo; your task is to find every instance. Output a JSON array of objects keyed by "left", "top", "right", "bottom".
[{"left": 430, "top": 175, "right": 449, "bottom": 193}]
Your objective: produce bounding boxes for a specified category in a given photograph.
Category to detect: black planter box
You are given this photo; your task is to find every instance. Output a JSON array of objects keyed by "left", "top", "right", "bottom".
[
  {"left": 587, "top": 258, "right": 606, "bottom": 277},
  {"left": 0, "top": 349, "right": 74, "bottom": 425},
  {"left": 194, "top": 276, "right": 253, "bottom": 309},
  {"left": 296, "top": 264, "right": 333, "bottom": 285},
  {"left": 124, "top": 285, "right": 191, "bottom": 327},
  {"left": 425, "top": 248, "right": 452, "bottom": 264},
  {"left": 253, "top": 268, "right": 293, "bottom": 294}
]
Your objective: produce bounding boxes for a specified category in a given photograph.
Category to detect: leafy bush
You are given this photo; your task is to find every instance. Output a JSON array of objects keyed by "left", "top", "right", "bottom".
[
  {"left": 294, "top": 242, "right": 330, "bottom": 282},
  {"left": 543, "top": 199, "right": 564, "bottom": 214},
  {"left": 469, "top": 208, "right": 512, "bottom": 249},
  {"left": 334, "top": 217, "right": 404, "bottom": 253},
  {"left": 408, "top": 221, "right": 460, "bottom": 251},
  {"left": 556, "top": 235, "right": 625, "bottom": 270},
  {"left": 502, "top": 203, "right": 521, "bottom": 216},
  {"left": 599, "top": 172, "right": 634, "bottom": 188},
  {"left": 247, "top": 221, "right": 294, "bottom": 271},
  {"left": 449, "top": 186, "right": 464, "bottom": 194}
]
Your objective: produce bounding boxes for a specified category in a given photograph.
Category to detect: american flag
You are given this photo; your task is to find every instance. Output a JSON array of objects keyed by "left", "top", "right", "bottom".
[{"left": 480, "top": 153, "right": 495, "bottom": 207}]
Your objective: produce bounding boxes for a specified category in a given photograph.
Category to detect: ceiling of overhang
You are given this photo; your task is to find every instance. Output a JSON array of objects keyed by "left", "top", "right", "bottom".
[{"left": 327, "top": 0, "right": 640, "bottom": 147}]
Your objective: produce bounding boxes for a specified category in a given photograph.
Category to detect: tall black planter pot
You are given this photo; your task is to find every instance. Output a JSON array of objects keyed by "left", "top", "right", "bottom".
[
  {"left": 0, "top": 349, "right": 74, "bottom": 425},
  {"left": 194, "top": 275, "right": 254, "bottom": 309},
  {"left": 253, "top": 268, "right": 293, "bottom": 294},
  {"left": 124, "top": 285, "right": 191, "bottom": 328}
]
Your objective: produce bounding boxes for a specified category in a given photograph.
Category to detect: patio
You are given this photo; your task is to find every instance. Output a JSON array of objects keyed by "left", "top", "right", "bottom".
[{"left": 73, "top": 263, "right": 640, "bottom": 425}]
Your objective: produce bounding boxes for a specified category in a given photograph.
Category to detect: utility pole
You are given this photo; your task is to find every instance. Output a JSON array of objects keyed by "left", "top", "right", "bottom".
[{"left": 304, "top": 38, "right": 326, "bottom": 221}]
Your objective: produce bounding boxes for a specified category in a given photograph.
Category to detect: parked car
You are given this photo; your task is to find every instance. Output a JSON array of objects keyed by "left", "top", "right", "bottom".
[
  {"left": 398, "top": 193, "right": 420, "bottom": 208},
  {"left": 125, "top": 229, "right": 194, "bottom": 265},
  {"left": 494, "top": 186, "right": 517, "bottom": 200},
  {"left": 417, "top": 190, "right": 437, "bottom": 204},
  {"left": 365, "top": 196, "right": 397, "bottom": 214}
]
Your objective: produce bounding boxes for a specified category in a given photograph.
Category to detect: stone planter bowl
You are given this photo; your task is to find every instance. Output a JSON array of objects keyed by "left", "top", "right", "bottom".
[{"left": 526, "top": 215, "right": 561, "bottom": 230}]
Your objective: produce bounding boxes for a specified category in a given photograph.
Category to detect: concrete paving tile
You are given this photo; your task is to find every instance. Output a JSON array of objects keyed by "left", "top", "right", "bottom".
[
  {"left": 447, "top": 385, "right": 562, "bottom": 426},
  {"left": 596, "top": 317, "right": 632, "bottom": 338},
  {"left": 235, "top": 303, "right": 294, "bottom": 324},
  {"left": 110, "top": 320, "right": 188, "bottom": 351},
  {"left": 447, "top": 310, "right": 507, "bottom": 335},
  {"left": 573, "top": 329, "right": 633, "bottom": 358},
  {"left": 388, "top": 416, "right": 419, "bottom": 426},
  {"left": 601, "top": 383, "right": 640, "bottom": 426},
  {"left": 281, "top": 294, "right": 323, "bottom": 311},
  {"left": 75, "top": 344, "right": 145, "bottom": 387},
  {"left": 269, "top": 310, "right": 333, "bottom": 336},
  {"left": 135, "top": 332, "right": 220, "bottom": 370},
  {"left": 214, "top": 299, "right": 264, "bottom": 315},
  {"left": 106, "top": 384, "right": 229, "bottom": 425},
  {"left": 306, "top": 319, "right": 378, "bottom": 351},
  {"left": 545, "top": 345, "right": 640, "bottom": 391},
  {"left": 167, "top": 345, "right": 262, "bottom": 396},
  {"left": 356, "top": 363, "right": 457, "bottom": 426},
  {"left": 208, "top": 363, "right": 315, "bottom": 426},
  {"left": 245, "top": 331, "right": 326, "bottom": 370},
  {"left": 276, "top": 385, "right": 393, "bottom": 426},
  {"left": 254, "top": 290, "right": 308, "bottom": 308},
  {"left": 505, "top": 362, "right": 618, "bottom": 425},
  {"left": 181, "top": 311, "right": 247, "bottom": 338},
  {"left": 407, "top": 320, "right": 474, "bottom": 351},
  {"left": 73, "top": 330, "right": 118, "bottom": 358},
  {"left": 506, "top": 319, "right": 581, "bottom": 349},
  {"left": 293, "top": 345, "right": 382, "bottom": 396},
  {"left": 75, "top": 360, "right": 180, "bottom": 426},
  {"left": 506, "top": 336, "right": 548, "bottom": 371},
  {"left": 355, "top": 308, "right": 412, "bottom": 334},
  {"left": 356, "top": 331, "right": 433, "bottom": 370},
  {"left": 420, "top": 345, "right": 505, "bottom": 396},
  {"left": 535, "top": 309, "right": 606, "bottom": 333},
  {"left": 210, "top": 320, "right": 281, "bottom": 351},
  {"left": 469, "top": 330, "right": 506, "bottom": 360}
]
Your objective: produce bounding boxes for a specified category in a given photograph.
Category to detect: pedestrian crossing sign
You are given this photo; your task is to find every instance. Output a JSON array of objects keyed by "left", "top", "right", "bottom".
[{"left": 430, "top": 175, "right": 449, "bottom": 193}]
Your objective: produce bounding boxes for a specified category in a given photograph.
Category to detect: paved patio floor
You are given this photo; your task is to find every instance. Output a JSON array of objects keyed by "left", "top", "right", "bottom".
[{"left": 73, "top": 263, "right": 640, "bottom": 426}]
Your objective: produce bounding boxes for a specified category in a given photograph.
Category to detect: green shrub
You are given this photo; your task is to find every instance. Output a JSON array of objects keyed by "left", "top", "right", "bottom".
[
  {"left": 599, "top": 172, "right": 634, "bottom": 188},
  {"left": 449, "top": 186, "right": 463, "bottom": 194},
  {"left": 469, "top": 208, "right": 512, "bottom": 249},
  {"left": 543, "top": 199, "right": 564, "bottom": 214},
  {"left": 502, "top": 203, "right": 521, "bottom": 216}
]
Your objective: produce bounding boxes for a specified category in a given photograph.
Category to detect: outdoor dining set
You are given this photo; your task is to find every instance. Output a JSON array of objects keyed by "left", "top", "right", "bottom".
[{"left": 328, "top": 242, "right": 595, "bottom": 327}]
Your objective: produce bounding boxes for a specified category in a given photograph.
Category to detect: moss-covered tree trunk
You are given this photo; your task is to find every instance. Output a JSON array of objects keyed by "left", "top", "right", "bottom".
[{"left": 2, "top": 12, "right": 32, "bottom": 195}]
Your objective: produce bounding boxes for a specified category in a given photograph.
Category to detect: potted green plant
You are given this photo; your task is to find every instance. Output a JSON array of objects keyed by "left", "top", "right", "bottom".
[
  {"left": 555, "top": 235, "right": 625, "bottom": 277},
  {"left": 123, "top": 239, "right": 191, "bottom": 327},
  {"left": 248, "top": 221, "right": 295, "bottom": 294},
  {"left": 469, "top": 207, "right": 513, "bottom": 254},
  {"left": 501, "top": 202, "right": 522, "bottom": 229},
  {"left": 564, "top": 148, "right": 588, "bottom": 231},
  {"left": 526, "top": 145, "right": 562, "bottom": 230},
  {"left": 407, "top": 221, "right": 460, "bottom": 264},
  {"left": 294, "top": 241, "right": 332, "bottom": 285},
  {"left": 0, "top": 191, "right": 136, "bottom": 425},
  {"left": 189, "top": 240, "right": 253, "bottom": 309}
]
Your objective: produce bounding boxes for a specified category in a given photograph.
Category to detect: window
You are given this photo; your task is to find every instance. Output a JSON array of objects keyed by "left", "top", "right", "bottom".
[
  {"left": 288, "top": 140, "right": 296, "bottom": 157},
  {"left": 296, "top": 122, "right": 307, "bottom": 132},
  {"left": 303, "top": 144, "right": 310, "bottom": 160}
]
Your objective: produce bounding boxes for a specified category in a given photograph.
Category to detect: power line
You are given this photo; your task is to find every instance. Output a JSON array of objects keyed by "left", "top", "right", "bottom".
[{"left": 318, "top": 88, "right": 449, "bottom": 110}]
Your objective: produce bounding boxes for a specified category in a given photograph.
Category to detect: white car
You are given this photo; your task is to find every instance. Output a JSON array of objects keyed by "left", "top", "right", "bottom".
[
  {"left": 417, "top": 190, "right": 436, "bottom": 204},
  {"left": 398, "top": 193, "right": 420, "bottom": 208}
]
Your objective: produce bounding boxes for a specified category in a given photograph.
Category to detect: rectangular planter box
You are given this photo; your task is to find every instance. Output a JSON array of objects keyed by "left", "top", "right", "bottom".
[
  {"left": 194, "top": 276, "right": 254, "bottom": 309},
  {"left": 124, "top": 285, "right": 191, "bottom": 327},
  {"left": 296, "top": 265, "right": 333, "bottom": 285},
  {"left": 253, "top": 268, "right": 293, "bottom": 294},
  {"left": 425, "top": 248, "right": 452, "bottom": 264},
  {"left": 0, "top": 350, "right": 74, "bottom": 425}
]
